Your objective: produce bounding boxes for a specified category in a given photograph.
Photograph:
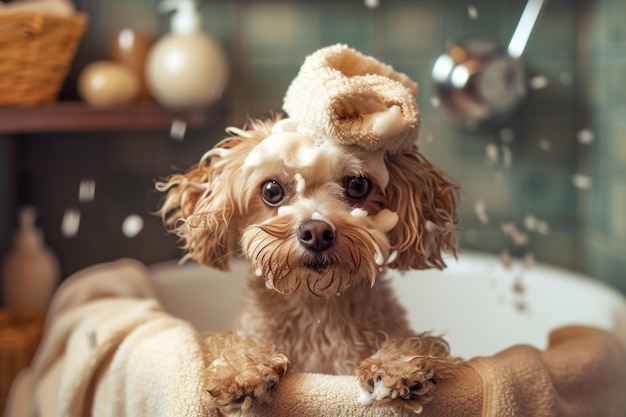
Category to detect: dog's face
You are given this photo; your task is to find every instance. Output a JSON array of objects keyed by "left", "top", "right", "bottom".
[{"left": 158, "top": 118, "right": 458, "bottom": 297}]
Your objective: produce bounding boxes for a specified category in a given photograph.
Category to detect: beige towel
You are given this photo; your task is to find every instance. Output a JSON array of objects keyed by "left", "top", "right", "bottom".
[
  {"left": 470, "top": 326, "right": 626, "bottom": 417},
  {"left": 5, "top": 259, "right": 626, "bottom": 417},
  {"left": 14, "top": 259, "right": 217, "bottom": 417},
  {"left": 283, "top": 44, "right": 420, "bottom": 154}
]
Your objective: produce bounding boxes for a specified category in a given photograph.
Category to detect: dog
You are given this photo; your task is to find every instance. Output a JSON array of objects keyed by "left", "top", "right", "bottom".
[{"left": 156, "top": 114, "right": 462, "bottom": 414}]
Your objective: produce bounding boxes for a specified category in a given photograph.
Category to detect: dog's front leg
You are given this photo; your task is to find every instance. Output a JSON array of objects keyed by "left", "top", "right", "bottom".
[
  {"left": 202, "top": 331, "right": 289, "bottom": 413},
  {"left": 354, "top": 335, "right": 463, "bottom": 414}
]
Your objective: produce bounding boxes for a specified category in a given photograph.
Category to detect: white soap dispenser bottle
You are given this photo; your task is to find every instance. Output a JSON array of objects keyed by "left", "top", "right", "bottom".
[{"left": 145, "top": 0, "right": 229, "bottom": 109}]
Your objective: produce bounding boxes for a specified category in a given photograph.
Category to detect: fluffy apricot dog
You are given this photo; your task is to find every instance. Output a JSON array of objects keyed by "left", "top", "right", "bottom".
[{"left": 157, "top": 44, "right": 463, "bottom": 415}]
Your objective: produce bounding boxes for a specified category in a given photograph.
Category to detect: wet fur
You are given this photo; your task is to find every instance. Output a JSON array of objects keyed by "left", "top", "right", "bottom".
[{"left": 157, "top": 116, "right": 463, "bottom": 414}]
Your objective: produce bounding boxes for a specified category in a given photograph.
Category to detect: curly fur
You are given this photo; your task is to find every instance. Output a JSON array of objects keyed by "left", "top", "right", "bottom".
[{"left": 156, "top": 116, "right": 463, "bottom": 415}]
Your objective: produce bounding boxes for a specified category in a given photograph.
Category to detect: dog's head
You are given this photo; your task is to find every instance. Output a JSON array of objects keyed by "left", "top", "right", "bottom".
[{"left": 157, "top": 117, "right": 458, "bottom": 297}]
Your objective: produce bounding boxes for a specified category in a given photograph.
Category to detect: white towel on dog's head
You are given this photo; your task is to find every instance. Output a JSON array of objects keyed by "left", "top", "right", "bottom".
[{"left": 282, "top": 44, "right": 420, "bottom": 154}]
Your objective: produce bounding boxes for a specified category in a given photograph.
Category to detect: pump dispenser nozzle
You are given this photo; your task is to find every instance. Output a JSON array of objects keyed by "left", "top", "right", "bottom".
[{"left": 158, "top": 0, "right": 201, "bottom": 35}]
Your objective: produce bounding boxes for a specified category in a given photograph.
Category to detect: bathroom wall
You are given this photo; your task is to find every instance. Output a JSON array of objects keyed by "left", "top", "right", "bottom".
[
  {"left": 586, "top": 0, "right": 626, "bottom": 293},
  {"left": 2, "top": 0, "right": 623, "bottom": 294}
]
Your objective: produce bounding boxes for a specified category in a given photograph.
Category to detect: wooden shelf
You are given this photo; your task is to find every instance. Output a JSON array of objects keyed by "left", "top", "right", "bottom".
[{"left": 0, "top": 102, "right": 227, "bottom": 134}]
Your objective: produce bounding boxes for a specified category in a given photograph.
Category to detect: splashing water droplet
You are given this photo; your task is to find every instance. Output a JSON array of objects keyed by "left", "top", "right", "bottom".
[
  {"left": 577, "top": 129, "right": 594, "bottom": 144},
  {"left": 122, "top": 214, "right": 144, "bottom": 238},
  {"left": 468, "top": 5, "right": 479, "bottom": 19},
  {"left": 485, "top": 143, "right": 499, "bottom": 164},
  {"left": 529, "top": 75, "right": 549, "bottom": 90},
  {"left": 572, "top": 174, "right": 593, "bottom": 190},
  {"left": 78, "top": 179, "right": 96, "bottom": 202},
  {"left": 538, "top": 138, "right": 552, "bottom": 151},
  {"left": 474, "top": 200, "right": 489, "bottom": 225},
  {"left": 536, "top": 221, "right": 550, "bottom": 235},
  {"left": 61, "top": 209, "right": 81, "bottom": 238},
  {"left": 170, "top": 119, "right": 187, "bottom": 141},
  {"left": 524, "top": 215, "right": 537, "bottom": 231}
]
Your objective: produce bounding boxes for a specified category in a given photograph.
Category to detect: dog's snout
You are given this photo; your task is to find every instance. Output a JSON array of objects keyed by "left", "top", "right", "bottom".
[{"left": 298, "top": 219, "right": 335, "bottom": 252}]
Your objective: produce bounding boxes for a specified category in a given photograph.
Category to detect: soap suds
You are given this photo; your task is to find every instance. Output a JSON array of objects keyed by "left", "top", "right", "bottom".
[
  {"left": 372, "top": 241, "right": 385, "bottom": 266},
  {"left": 358, "top": 386, "right": 375, "bottom": 406},
  {"left": 358, "top": 378, "right": 392, "bottom": 406},
  {"left": 372, "top": 105, "right": 408, "bottom": 140},
  {"left": 351, "top": 208, "right": 368, "bottom": 217},
  {"left": 243, "top": 132, "right": 316, "bottom": 173},
  {"left": 210, "top": 356, "right": 226, "bottom": 367},
  {"left": 271, "top": 117, "right": 299, "bottom": 134},
  {"left": 387, "top": 250, "right": 398, "bottom": 264},
  {"left": 295, "top": 173, "right": 306, "bottom": 193},
  {"left": 276, "top": 198, "right": 322, "bottom": 219},
  {"left": 372, "top": 209, "right": 398, "bottom": 233},
  {"left": 312, "top": 211, "right": 336, "bottom": 232}
]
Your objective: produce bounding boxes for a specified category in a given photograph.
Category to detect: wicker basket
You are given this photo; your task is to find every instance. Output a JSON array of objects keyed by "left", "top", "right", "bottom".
[
  {"left": 0, "top": 12, "right": 87, "bottom": 106},
  {"left": 0, "top": 310, "right": 45, "bottom": 413}
]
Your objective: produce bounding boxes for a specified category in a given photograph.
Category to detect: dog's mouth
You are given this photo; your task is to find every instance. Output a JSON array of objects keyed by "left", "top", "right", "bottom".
[
  {"left": 302, "top": 259, "right": 333, "bottom": 275},
  {"left": 301, "top": 255, "right": 333, "bottom": 274}
]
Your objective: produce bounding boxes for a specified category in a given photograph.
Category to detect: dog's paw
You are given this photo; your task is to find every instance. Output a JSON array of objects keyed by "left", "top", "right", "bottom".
[
  {"left": 355, "top": 357, "right": 439, "bottom": 414},
  {"left": 354, "top": 337, "right": 461, "bottom": 414},
  {"left": 203, "top": 333, "right": 289, "bottom": 413}
]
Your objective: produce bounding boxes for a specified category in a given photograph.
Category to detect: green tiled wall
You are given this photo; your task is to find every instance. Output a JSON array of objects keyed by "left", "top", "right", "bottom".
[
  {"left": 587, "top": 0, "right": 626, "bottom": 293},
  {"left": 5, "top": 0, "right": 623, "bottom": 293}
]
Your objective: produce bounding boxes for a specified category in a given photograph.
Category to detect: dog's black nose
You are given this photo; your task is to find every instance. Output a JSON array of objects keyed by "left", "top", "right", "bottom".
[{"left": 298, "top": 219, "right": 335, "bottom": 252}]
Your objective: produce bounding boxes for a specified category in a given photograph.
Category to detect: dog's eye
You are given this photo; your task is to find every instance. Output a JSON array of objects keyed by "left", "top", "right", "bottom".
[
  {"left": 344, "top": 176, "right": 371, "bottom": 202},
  {"left": 261, "top": 180, "right": 286, "bottom": 206}
]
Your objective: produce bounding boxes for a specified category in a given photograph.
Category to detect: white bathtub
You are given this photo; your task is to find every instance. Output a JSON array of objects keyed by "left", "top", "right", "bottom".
[{"left": 150, "top": 251, "right": 626, "bottom": 359}]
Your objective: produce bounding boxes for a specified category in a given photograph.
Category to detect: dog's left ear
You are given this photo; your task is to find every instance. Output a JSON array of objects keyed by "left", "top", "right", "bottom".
[
  {"left": 156, "top": 133, "right": 261, "bottom": 271},
  {"left": 384, "top": 145, "right": 459, "bottom": 270}
]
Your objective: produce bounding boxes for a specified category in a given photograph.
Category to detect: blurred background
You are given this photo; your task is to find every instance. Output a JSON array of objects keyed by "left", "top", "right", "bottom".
[{"left": 0, "top": 0, "right": 624, "bottom": 299}]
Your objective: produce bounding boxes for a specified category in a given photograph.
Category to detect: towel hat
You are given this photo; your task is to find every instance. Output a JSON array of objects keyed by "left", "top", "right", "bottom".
[{"left": 283, "top": 44, "right": 420, "bottom": 154}]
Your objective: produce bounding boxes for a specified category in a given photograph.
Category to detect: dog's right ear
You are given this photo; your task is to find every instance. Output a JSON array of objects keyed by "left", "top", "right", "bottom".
[
  {"left": 156, "top": 120, "right": 271, "bottom": 270},
  {"left": 383, "top": 145, "right": 459, "bottom": 271}
]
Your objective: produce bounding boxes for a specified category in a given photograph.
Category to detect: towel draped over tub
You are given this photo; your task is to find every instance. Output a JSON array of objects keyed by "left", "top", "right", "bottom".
[{"left": 4, "top": 259, "right": 626, "bottom": 417}]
